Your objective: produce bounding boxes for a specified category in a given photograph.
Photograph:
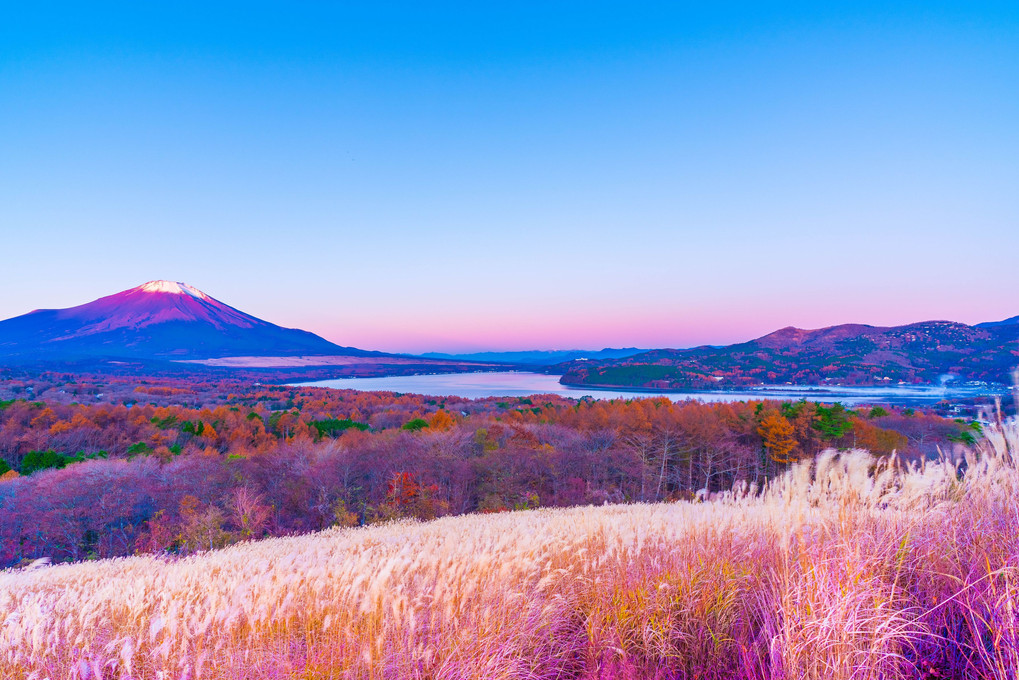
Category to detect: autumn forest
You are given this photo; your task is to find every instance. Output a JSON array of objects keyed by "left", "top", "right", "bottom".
[{"left": 0, "top": 370, "right": 976, "bottom": 569}]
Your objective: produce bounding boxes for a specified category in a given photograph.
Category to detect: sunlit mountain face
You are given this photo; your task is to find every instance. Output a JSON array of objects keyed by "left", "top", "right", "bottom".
[{"left": 0, "top": 281, "right": 373, "bottom": 360}]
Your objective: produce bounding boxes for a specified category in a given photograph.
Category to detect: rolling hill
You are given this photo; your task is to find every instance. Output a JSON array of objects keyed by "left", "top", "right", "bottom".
[{"left": 559, "top": 318, "right": 1019, "bottom": 390}]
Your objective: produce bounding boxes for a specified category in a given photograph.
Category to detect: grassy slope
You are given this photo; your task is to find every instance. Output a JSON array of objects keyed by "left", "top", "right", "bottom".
[{"left": 2, "top": 427, "right": 1018, "bottom": 679}]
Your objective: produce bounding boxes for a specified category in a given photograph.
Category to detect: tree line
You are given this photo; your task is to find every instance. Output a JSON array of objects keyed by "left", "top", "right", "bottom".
[{"left": 0, "top": 379, "right": 976, "bottom": 567}]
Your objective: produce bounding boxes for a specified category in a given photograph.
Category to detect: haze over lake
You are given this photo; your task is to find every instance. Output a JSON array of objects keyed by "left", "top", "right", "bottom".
[{"left": 296, "top": 371, "right": 1002, "bottom": 407}]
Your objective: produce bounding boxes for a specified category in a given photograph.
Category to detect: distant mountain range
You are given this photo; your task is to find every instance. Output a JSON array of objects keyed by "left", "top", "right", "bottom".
[
  {"left": 4, "top": 282, "right": 1018, "bottom": 391},
  {"left": 0, "top": 281, "right": 375, "bottom": 362},
  {"left": 559, "top": 319, "right": 1019, "bottom": 390},
  {"left": 975, "top": 315, "right": 1019, "bottom": 329},
  {"left": 419, "top": 348, "right": 647, "bottom": 366},
  {"left": 0, "top": 283, "right": 634, "bottom": 377}
]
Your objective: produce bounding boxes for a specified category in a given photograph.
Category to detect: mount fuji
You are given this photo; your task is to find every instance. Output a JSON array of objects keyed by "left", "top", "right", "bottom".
[{"left": 0, "top": 281, "right": 374, "bottom": 362}]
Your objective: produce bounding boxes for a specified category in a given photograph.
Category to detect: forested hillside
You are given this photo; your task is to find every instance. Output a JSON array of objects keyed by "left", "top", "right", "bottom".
[
  {"left": 561, "top": 320, "right": 1019, "bottom": 389},
  {"left": 0, "top": 372, "right": 977, "bottom": 568},
  {"left": 5, "top": 425, "right": 1018, "bottom": 679}
]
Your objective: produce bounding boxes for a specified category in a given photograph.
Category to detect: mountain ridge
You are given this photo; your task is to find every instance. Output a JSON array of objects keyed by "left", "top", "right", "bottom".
[
  {"left": 559, "top": 318, "right": 1019, "bottom": 390},
  {"left": 0, "top": 281, "right": 376, "bottom": 361},
  {"left": 419, "top": 347, "right": 647, "bottom": 366}
]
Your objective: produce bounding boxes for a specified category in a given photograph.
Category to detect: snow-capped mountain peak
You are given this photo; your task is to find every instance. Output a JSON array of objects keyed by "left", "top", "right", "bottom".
[
  {"left": 0, "top": 281, "right": 372, "bottom": 360},
  {"left": 137, "top": 280, "right": 209, "bottom": 299}
]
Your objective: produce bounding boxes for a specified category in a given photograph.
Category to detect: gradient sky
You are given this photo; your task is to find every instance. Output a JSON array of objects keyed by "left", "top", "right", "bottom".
[{"left": 2, "top": 2, "right": 1017, "bottom": 353}]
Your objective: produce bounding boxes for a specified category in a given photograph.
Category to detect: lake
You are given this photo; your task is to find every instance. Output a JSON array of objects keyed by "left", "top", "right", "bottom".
[{"left": 294, "top": 371, "right": 1005, "bottom": 407}]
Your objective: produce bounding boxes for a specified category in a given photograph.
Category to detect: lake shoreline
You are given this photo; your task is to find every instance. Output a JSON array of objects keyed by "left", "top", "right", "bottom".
[
  {"left": 558, "top": 378, "right": 1009, "bottom": 396},
  {"left": 293, "top": 371, "right": 1007, "bottom": 408}
]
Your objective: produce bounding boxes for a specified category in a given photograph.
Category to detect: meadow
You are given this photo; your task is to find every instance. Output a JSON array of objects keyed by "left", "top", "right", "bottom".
[{"left": 1, "top": 420, "right": 1016, "bottom": 679}]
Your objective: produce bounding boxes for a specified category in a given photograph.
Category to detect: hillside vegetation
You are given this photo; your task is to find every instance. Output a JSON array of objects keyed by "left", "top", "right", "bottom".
[
  {"left": 560, "top": 320, "right": 1019, "bottom": 388},
  {"left": 0, "top": 375, "right": 972, "bottom": 568},
  {"left": 2, "top": 423, "right": 1017, "bottom": 679}
]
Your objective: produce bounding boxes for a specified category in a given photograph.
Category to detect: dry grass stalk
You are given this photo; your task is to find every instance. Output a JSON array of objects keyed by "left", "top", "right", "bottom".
[{"left": 2, "top": 423, "right": 1018, "bottom": 679}]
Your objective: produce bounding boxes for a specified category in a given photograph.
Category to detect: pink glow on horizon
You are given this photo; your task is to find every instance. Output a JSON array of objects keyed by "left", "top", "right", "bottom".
[{"left": 295, "top": 295, "right": 1019, "bottom": 354}]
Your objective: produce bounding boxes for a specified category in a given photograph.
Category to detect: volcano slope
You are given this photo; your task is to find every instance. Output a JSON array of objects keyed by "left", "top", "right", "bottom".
[{"left": 0, "top": 280, "right": 372, "bottom": 361}]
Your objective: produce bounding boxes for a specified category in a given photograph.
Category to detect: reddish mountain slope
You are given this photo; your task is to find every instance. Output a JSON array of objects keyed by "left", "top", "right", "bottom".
[
  {"left": 0, "top": 281, "right": 373, "bottom": 360},
  {"left": 560, "top": 320, "right": 1019, "bottom": 389}
]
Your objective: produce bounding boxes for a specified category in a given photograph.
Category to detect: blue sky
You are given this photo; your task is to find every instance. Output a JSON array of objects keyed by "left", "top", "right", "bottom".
[{"left": 2, "top": 2, "right": 1017, "bottom": 352}]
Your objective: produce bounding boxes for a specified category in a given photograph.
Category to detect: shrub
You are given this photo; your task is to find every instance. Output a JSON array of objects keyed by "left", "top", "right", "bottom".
[
  {"left": 401, "top": 418, "right": 429, "bottom": 431},
  {"left": 19, "top": 450, "right": 69, "bottom": 475},
  {"left": 309, "top": 418, "right": 369, "bottom": 438}
]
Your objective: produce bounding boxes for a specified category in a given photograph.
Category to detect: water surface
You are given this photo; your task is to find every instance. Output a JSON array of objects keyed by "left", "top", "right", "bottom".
[{"left": 295, "top": 372, "right": 1003, "bottom": 406}]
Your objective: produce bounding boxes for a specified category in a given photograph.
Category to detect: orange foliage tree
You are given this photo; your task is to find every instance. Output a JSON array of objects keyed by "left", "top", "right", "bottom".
[{"left": 758, "top": 411, "right": 798, "bottom": 464}]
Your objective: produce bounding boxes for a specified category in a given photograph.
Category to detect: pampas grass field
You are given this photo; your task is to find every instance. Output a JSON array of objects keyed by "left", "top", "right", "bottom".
[{"left": 2, "top": 423, "right": 1018, "bottom": 679}]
